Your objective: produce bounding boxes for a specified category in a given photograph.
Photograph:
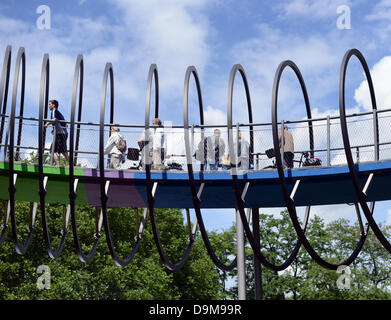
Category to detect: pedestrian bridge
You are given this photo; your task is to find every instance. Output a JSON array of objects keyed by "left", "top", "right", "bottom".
[
  {"left": 1, "top": 45, "right": 391, "bottom": 273},
  {"left": 1, "top": 160, "right": 391, "bottom": 208}
]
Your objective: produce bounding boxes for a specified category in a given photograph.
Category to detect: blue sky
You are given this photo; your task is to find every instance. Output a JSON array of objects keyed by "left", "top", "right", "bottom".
[{"left": 2, "top": 0, "right": 391, "bottom": 231}]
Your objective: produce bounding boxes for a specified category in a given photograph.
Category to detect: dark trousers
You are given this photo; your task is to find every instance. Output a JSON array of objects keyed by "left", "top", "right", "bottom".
[{"left": 284, "top": 152, "right": 294, "bottom": 168}]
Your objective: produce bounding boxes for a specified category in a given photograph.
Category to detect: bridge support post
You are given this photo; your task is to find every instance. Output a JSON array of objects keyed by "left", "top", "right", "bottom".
[
  {"left": 252, "top": 207, "right": 262, "bottom": 300},
  {"left": 236, "top": 209, "right": 246, "bottom": 300},
  {"left": 327, "top": 115, "right": 331, "bottom": 166}
]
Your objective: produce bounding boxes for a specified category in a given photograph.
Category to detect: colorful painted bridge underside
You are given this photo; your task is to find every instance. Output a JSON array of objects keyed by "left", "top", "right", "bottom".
[{"left": 1, "top": 160, "right": 390, "bottom": 209}]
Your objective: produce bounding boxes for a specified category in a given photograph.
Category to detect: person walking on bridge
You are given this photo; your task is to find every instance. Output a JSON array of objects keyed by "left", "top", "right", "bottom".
[
  {"left": 104, "top": 126, "right": 126, "bottom": 169},
  {"left": 44, "top": 99, "right": 69, "bottom": 166},
  {"left": 279, "top": 125, "right": 294, "bottom": 169}
]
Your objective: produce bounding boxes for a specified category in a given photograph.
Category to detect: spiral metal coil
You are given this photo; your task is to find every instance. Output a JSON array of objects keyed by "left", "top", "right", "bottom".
[{"left": 0, "top": 45, "right": 386, "bottom": 272}]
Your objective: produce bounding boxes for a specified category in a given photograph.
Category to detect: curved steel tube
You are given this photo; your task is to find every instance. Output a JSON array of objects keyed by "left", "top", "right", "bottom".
[
  {"left": 69, "top": 55, "right": 102, "bottom": 263},
  {"left": 0, "top": 46, "right": 11, "bottom": 245},
  {"left": 38, "top": 53, "right": 69, "bottom": 259},
  {"left": 184, "top": 65, "right": 237, "bottom": 271},
  {"left": 228, "top": 64, "right": 309, "bottom": 271},
  {"left": 0, "top": 44, "right": 388, "bottom": 272},
  {"left": 99, "top": 63, "right": 147, "bottom": 267},
  {"left": 339, "top": 49, "right": 388, "bottom": 253},
  {"left": 0, "top": 45, "right": 11, "bottom": 154},
  {"left": 145, "top": 64, "right": 197, "bottom": 271},
  {"left": 272, "top": 59, "right": 369, "bottom": 270},
  {"left": 7, "top": 47, "right": 36, "bottom": 255}
]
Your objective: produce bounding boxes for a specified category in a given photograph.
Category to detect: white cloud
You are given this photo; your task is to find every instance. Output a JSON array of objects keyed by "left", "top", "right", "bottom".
[
  {"left": 277, "top": 0, "right": 353, "bottom": 19},
  {"left": 0, "top": 0, "right": 214, "bottom": 126},
  {"left": 110, "top": 0, "right": 212, "bottom": 96},
  {"left": 364, "top": 1, "right": 391, "bottom": 41},
  {"left": 366, "top": 0, "right": 391, "bottom": 21},
  {"left": 204, "top": 105, "right": 226, "bottom": 125},
  {"left": 229, "top": 24, "right": 350, "bottom": 124},
  {"left": 354, "top": 55, "right": 391, "bottom": 111}
]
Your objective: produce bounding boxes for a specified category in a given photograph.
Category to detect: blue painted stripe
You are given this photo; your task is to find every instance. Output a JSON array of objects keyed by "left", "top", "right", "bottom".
[{"left": 131, "top": 160, "right": 391, "bottom": 181}]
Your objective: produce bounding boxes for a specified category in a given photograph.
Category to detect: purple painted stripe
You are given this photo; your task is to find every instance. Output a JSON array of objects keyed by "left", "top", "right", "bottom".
[
  {"left": 83, "top": 169, "right": 135, "bottom": 179},
  {"left": 83, "top": 178, "right": 146, "bottom": 208}
]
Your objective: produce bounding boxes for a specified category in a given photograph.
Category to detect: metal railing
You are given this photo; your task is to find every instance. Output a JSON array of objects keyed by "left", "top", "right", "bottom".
[{"left": 0, "top": 107, "right": 390, "bottom": 172}]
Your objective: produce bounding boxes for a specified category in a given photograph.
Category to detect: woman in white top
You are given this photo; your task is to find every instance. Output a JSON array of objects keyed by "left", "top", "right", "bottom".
[
  {"left": 151, "top": 118, "right": 166, "bottom": 170},
  {"left": 104, "top": 126, "right": 124, "bottom": 169},
  {"left": 137, "top": 118, "right": 168, "bottom": 170}
]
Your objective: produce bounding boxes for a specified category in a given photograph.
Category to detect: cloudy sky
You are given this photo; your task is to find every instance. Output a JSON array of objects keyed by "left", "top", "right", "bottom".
[{"left": 2, "top": 0, "right": 391, "bottom": 230}]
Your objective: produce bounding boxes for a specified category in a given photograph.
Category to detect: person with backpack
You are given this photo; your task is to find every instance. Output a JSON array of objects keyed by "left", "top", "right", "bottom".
[
  {"left": 104, "top": 126, "right": 126, "bottom": 169},
  {"left": 194, "top": 134, "right": 208, "bottom": 170}
]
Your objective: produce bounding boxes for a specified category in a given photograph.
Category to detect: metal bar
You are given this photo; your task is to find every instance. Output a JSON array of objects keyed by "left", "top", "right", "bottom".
[
  {"left": 373, "top": 109, "right": 379, "bottom": 161},
  {"left": 135, "top": 208, "right": 139, "bottom": 237},
  {"left": 137, "top": 208, "right": 148, "bottom": 239},
  {"left": 95, "top": 180, "right": 109, "bottom": 236},
  {"left": 197, "top": 183, "right": 205, "bottom": 201},
  {"left": 30, "top": 202, "right": 38, "bottom": 231},
  {"left": 290, "top": 180, "right": 301, "bottom": 200},
  {"left": 95, "top": 207, "right": 101, "bottom": 238},
  {"left": 62, "top": 205, "right": 67, "bottom": 233},
  {"left": 327, "top": 115, "right": 331, "bottom": 166},
  {"left": 50, "top": 125, "right": 56, "bottom": 165},
  {"left": 236, "top": 209, "right": 246, "bottom": 300},
  {"left": 252, "top": 140, "right": 391, "bottom": 157},
  {"left": 5, "top": 105, "right": 391, "bottom": 129},
  {"left": 356, "top": 147, "right": 360, "bottom": 164},
  {"left": 3, "top": 200, "right": 9, "bottom": 227},
  {"left": 302, "top": 206, "right": 311, "bottom": 230},
  {"left": 252, "top": 207, "right": 262, "bottom": 300},
  {"left": 363, "top": 173, "right": 374, "bottom": 196},
  {"left": 241, "top": 182, "right": 250, "bottom": 202},
  {"left": 186, "top": 208, "right": 192, "bottom": 239},
  {"left": 354, "top": 203, "right": 365, "bottom": 235},
  {"left": 152, "top": 182, "right": 158, "bottom": 196},
  {"left": 281, "top": 120, "right": 285, "bottom": 167},
  {"left": 191, "top": 215, "right": 198, "bottom": 235},
  {"left": 236, "top": 122, "right": 240, "bottom": 166}
]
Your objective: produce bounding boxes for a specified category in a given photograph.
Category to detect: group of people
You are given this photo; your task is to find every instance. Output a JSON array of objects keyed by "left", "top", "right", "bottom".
[
  {"left": 194, "top": 125, "right": 295, "bottom": 171},
  {"left": 195, "top": 129, "right": 252, "bottom": 171},
  {"left": 44, "top": 99, "right": 296, "bottom": 170},
  {"left": 43, "top": 99, "right": 126, "bottom": 169}
]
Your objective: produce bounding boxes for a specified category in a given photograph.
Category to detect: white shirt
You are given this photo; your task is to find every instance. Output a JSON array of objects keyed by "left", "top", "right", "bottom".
[
  {"left": 153, "top": 127, "right": 165, "bottom": 151},
  {"left": 104, "top": 132, "right": 123, "bottom": 156}
]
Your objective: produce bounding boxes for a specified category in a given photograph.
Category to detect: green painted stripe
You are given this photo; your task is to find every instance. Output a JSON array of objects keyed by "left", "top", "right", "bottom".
[
  {"left": 0, "top": 162, "right": 84, "bottom": 176},
  {"left": 0, "top": 162, "right": 89, "bottom": 205}
]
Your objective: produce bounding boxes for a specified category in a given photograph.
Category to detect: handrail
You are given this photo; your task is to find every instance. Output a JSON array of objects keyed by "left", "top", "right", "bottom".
[{"left": 1, "top": 106, "right": 391, "bottom": 129}]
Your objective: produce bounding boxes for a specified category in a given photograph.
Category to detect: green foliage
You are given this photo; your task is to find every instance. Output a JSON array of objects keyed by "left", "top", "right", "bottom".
[
  {"left": 27, "top": 150, "right": 69, "bottom": 166},
  {"left": 0, "top": 202, "right": 221, "bottom": 300},
  {"left": 1, "top": 197, "right": 391, "bottom": 300},
  {"left": 220, "top": 210, "right": 391, "bottom": 300}
]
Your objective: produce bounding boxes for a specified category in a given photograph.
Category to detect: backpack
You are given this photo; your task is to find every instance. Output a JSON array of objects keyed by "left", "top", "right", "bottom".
[
  {"left": 116, "top": 135, "right": 127, "bottom": 154},
  {"left": 194, "top": 137, "right": 208, "bottom": 161}
]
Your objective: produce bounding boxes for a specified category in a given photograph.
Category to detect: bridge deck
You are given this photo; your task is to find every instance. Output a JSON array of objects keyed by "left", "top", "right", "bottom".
[{"left": 1, "top": 161, "right": 390, "bottom": 208}]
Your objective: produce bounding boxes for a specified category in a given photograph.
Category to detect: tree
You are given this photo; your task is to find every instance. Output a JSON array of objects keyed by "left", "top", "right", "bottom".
[
  {"left": 0, "top": 201, "right": 222, "bottom": 299},
  {"left": 221, "top": 210, "right": 391, "bottom": 300}
]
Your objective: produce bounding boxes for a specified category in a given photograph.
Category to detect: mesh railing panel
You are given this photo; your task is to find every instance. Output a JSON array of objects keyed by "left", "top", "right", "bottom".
[{"left": 1, "top": 110, "right": 391, "bottom": 171}]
